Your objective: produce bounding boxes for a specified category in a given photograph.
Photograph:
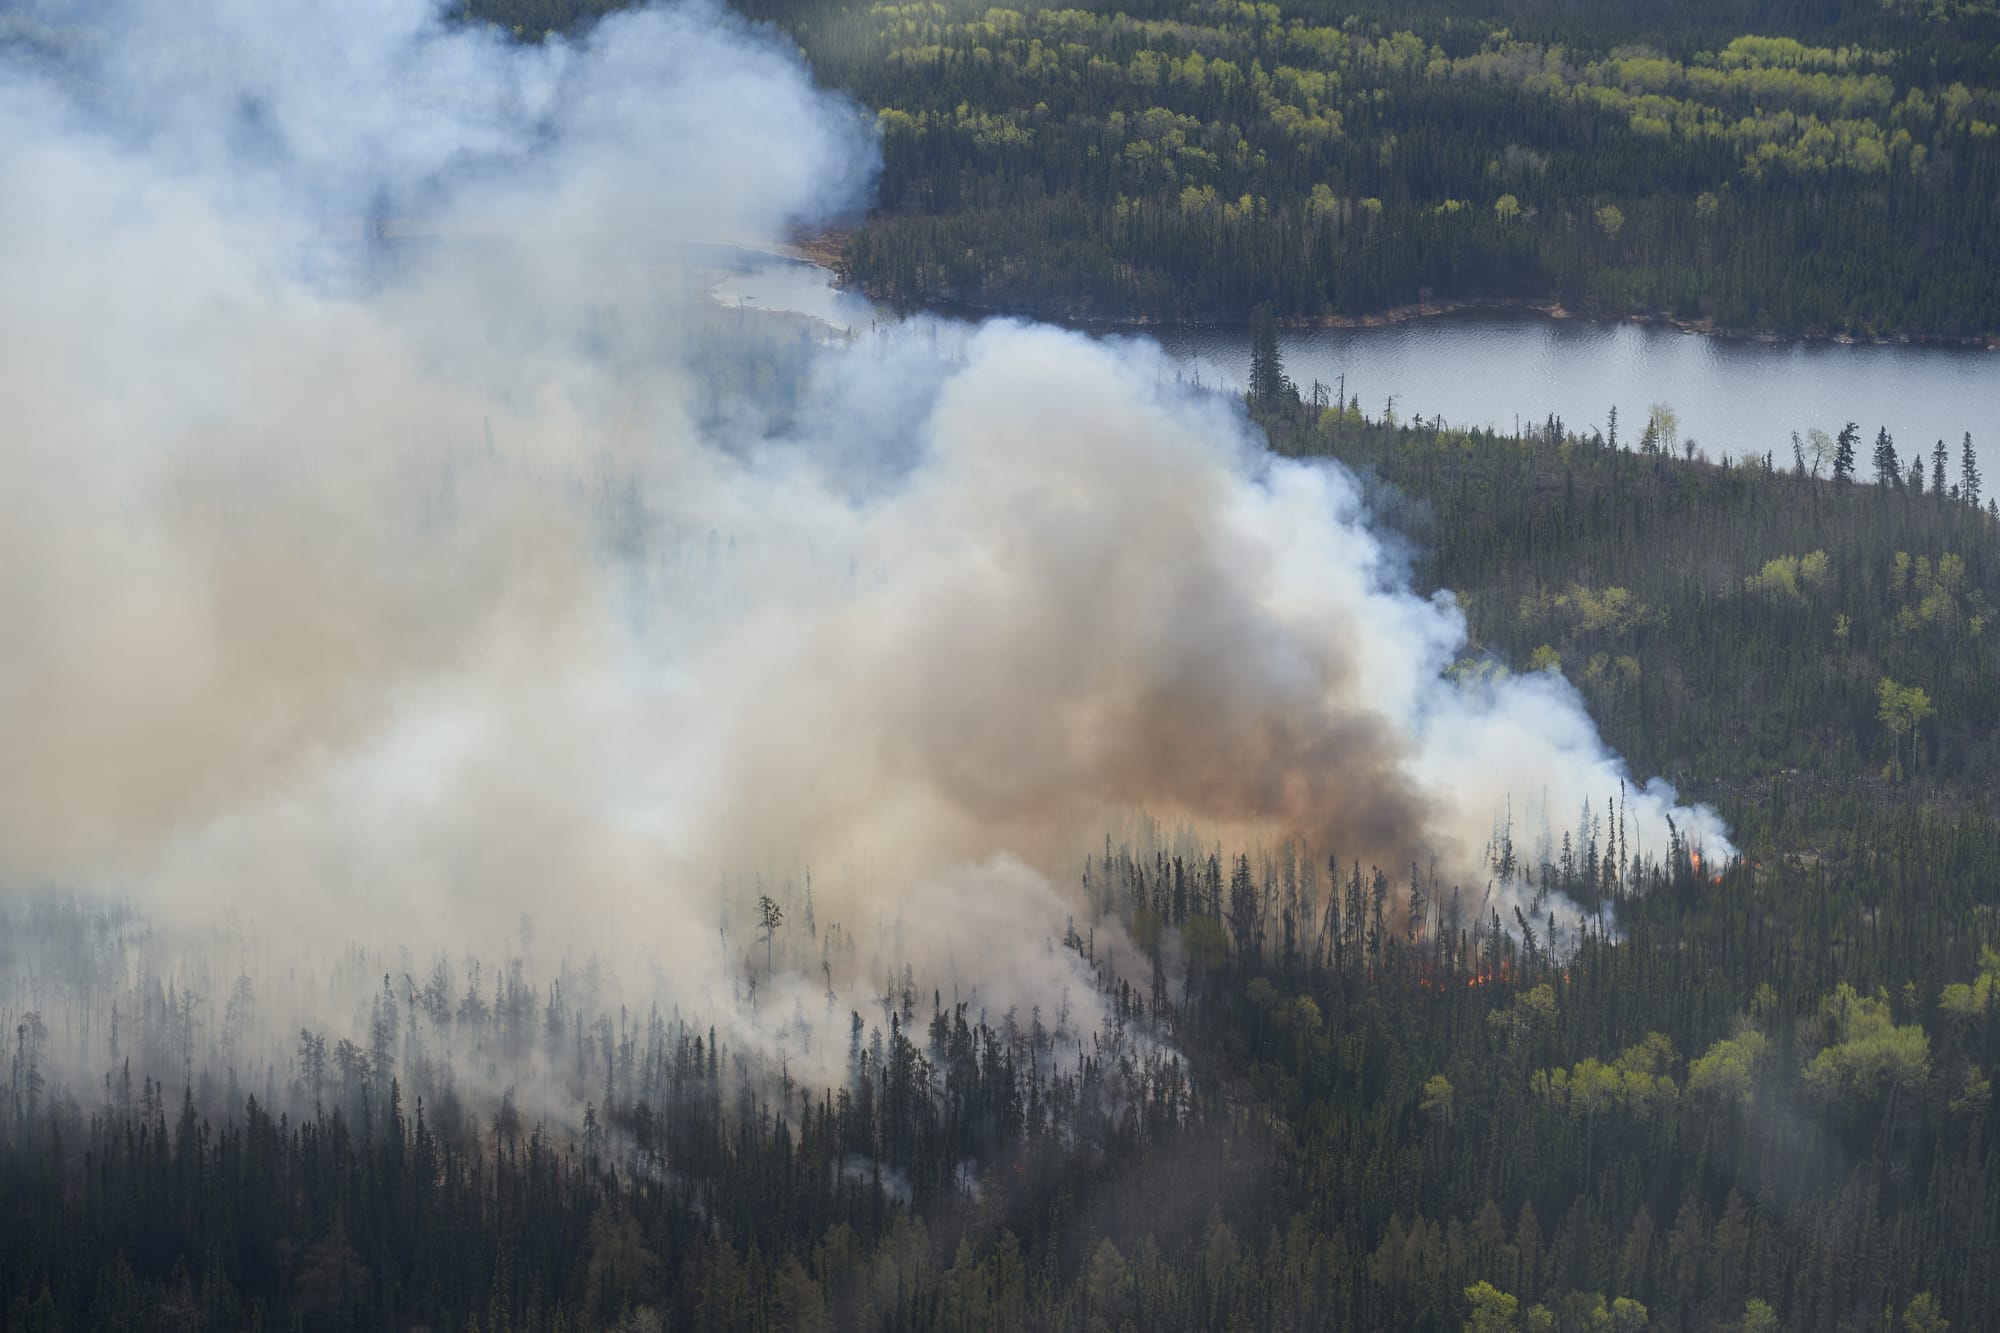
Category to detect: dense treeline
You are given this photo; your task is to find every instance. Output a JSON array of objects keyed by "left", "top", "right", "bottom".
[
  {"left": 1259, "top": 396, "right": 2000, "bottom": 797},
  {"left": 692, "top": 0, "right": 2000, "bottom": 335},
  {"left": 6, "top": 365, "right": 2000, "bottom": 1327}
]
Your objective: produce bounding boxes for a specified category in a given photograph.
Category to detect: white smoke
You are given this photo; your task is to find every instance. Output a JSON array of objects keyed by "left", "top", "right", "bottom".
[{"left": 0, "top": 0, "right": 1729, "bottom": 1070}]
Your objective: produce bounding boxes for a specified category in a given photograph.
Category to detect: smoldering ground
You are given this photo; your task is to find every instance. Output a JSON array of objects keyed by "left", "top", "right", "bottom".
[{"left": 0, "top": 0, "right": 1730, "bottom": 1092}]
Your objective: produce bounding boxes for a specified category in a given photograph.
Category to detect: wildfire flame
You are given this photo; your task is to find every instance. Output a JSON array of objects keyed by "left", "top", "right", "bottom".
[{"left": 1414, "top": 962, "right": 1572, "bottom": 994}]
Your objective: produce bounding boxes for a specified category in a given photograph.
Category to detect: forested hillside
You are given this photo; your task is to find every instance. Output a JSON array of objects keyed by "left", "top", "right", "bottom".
[
  {"left": 646, "top": 0, "right": 2000, "bottom": 335},
  {"left": 6, "top": 379, "right": 1998, "bottom": 1329},
  {"left": 6, "top": 0, "right": 2000, "bottom": 1323}
]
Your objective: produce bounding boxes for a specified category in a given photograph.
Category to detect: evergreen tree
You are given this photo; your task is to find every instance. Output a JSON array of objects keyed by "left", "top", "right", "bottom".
[
  {"left": 1833, "top": 422, "right": 1859, "bottom": 487},
  {"left": 1873, "top": 427, "right": 1900, "bottom": 488},
  {"left": 1248, "top": 302, "right": 1292, "bottom": 409}
]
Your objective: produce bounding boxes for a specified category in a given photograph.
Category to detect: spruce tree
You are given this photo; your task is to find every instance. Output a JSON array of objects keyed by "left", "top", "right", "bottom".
[
  {"left": 1833, "top": 422, "right": 1858, "bottom": 487},
  {"left": 1873, "top": 427, "right": 1900, "bottom": 488},
  {"left": 1248, "top": 303, "right": 1292, "bottom": 409}
]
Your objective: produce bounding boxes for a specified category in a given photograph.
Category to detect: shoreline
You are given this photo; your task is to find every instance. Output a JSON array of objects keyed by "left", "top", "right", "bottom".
[
  {"left": 788, "top": 234, "right": 1999, "bottom": 350},
  {"left": 1275, "top": 297, "right": 2000, "bottom": 350},
  {"left": 883, "top": 289, "right": 2000, "bottom": 351}
]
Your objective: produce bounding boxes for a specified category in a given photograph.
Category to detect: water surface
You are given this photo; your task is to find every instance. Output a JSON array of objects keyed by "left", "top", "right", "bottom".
[
  {"left": 718, "top": 259, "right": 2000, "bottom": 480},
  {"left": 1159, "top": 316, "right": 1997, "bottom": 478}
]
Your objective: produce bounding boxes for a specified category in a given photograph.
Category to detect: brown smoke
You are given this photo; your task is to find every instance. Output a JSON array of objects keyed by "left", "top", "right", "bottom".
[{"left": 0, "top": 0, "right": 1730, "bottom": 1050}]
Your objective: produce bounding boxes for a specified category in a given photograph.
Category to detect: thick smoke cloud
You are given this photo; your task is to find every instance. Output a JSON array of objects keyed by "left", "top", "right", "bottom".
[{"left": 0, "top": 0, "right": 1729, "bottom": 1056}]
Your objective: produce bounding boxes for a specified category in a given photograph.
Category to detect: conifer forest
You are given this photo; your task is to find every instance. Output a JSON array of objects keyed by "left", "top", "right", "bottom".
[{"left": 3, "top": 0, "right": 2000, "bottom": 1330}]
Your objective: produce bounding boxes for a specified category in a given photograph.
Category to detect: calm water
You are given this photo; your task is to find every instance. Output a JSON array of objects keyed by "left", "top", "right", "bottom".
[{"left": 715, "top": 259, "right": 2000, "bottom": 480}]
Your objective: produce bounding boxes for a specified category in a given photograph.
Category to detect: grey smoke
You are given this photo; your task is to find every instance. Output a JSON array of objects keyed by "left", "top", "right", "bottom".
[{"left": 0, "top": 0, "right": 1730, "bottom": 1064}]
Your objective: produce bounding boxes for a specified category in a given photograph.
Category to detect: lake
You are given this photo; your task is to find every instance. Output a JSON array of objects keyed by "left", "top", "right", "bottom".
[{"left": 712, "top": 257, "right": 2000, "bottom": 481}]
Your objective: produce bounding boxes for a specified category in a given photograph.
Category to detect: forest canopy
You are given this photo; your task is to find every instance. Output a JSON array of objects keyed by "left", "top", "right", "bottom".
[
  {"left": 678, "top": 0, "right": 2000, "bottom": 334},
  {"left": 4, "top": 0, "right": 2000, "bottom": 1329}
]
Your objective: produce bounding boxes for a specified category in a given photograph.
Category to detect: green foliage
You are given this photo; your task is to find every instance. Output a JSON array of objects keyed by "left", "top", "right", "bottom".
[
  {"left": 1687, "top": 1024, "right": 1772, "bottom": 1107},
  {"left": 1422, "top": 1072, "right": 1457, "bottom": 1122},
  {"left": 1517, "top": 583, "right": 1660, "bottom": 640},
  {"left": 1535, "top": 1033, "right": 1680, "bottom": 1120},
  {"left": 1743, "top": 1297, "right": 1781, "bottom": 1331},
  {"left": 1465, "top": 1279, "right": 1519, "bottom": 1331},
  {"left": 1888, "top": 551, "right": 1986, "bottom": 638},
  {"left": 1802, "top": 984, "right": 1930, "bottom": 1108},
  {"left": 1940, "top": 946, "right": 2000, "bottom": 1017},
  {"left": 1488, "top": 982, "right": 1559, "bottom": 1041},
  {"left": 1607, "top": 1297, "right": 1650, "bottom": 1330},
  {"left": 1743, "top": 549, "right": 1829, "bottom": 599},
  {"left": 701, "top": 0, "right": 2000, "bottom": 333},
  {"left": 1903, "top": 1291, "right": 1951, "bottom": 1332},
  {"left": 1876, "top": 675, "right": 1936, "bottom": 776}
]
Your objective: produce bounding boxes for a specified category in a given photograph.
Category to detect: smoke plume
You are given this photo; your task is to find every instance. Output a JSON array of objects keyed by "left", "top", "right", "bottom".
[{"left": 0, "top": 0, "right": 1729, "bottom": 1054}]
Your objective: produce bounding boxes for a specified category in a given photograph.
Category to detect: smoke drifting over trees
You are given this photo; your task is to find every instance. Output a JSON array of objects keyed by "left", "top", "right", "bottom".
[{"left": 0, "top": 0, "right": 1726, "bottom": 1089}]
